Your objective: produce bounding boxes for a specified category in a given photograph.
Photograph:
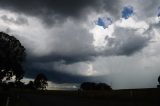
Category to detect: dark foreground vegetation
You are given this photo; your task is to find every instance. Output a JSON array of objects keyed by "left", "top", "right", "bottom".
[
  {"left": 0, "top": 88, "right": 160, "bottom": 106},
  {"left": 0, "top": 32, "right": 48, "bottom": 90}
]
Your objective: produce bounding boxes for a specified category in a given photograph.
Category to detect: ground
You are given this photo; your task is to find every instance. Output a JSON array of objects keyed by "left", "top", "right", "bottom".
[{"left": 0, "top": 88, "right": 160, "bottom": 106}]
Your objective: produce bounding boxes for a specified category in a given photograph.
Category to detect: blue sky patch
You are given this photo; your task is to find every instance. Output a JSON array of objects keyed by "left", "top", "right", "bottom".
[
  {"left": 122, "top": 6, "right": 134, "bottom": 19},
  {"left": 95, "top": 17, "right": 112, "bottom": 29}
]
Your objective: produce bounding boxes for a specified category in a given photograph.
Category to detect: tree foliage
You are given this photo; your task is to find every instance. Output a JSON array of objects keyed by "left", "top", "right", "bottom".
[
  {"left": 25, "top": 81, "right": 35, "bottom": 89},
  {"left": 34, "top": 73, "right": 48, "bottom": 90},
  {"left": 157, "top": 76, "right": 160, "bottom": 88},
  {"left": 0, "top": 32, "right": 25, "bottom": 82},
  {"left": 0, "top": 32, "right": 49, "bottom": 91},
  {"left": 158, "top": 76, "right": 160, "bottom": 84},
  {"left": 80, "top": 82, "right": 112, "bottom": 91}
]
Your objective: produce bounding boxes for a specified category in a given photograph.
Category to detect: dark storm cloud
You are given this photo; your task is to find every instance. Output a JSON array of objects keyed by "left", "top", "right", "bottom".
[
  {"left": 24, "top": 64, "right": 87, "bottom": 83},
  {"left": 24, "top": 62, "right": 107, "bottom": 83},
  {"left": 16, "top": 22, "right": 152, "bottom": 84},
  {"left": 0, "top": 0, "right": 121, "bottom": 25},
  {"left": 1, "top": 0, "right": 158, "bottom": 89},
  {"left": 26, "top": 54, "right": 95, "bottom": 64}
]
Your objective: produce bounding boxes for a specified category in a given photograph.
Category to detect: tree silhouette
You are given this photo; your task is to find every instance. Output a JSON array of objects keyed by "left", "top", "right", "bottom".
[
  {"left": 158, "top": 76, "right": 160, "bottom": 84},
  {"left": 80, "top": 82, "right": 112, "bottom": 91},
  {"left": 0, "top": 32, "right": 26, "bottom": 83},
  {"left": 26, "top": 81, "right": 35, "bottom": 89},
  {"left": 34, "top": 73, "right": 48, "bottom": 90},
  {"left": 96, "top": 83, "right": 112, "bottom": 90},
  {"left": 157, "top": 76, "right": 160, "bottom": 88},
  {"left": 80, "top": 82, "right": 96, "bottom": 90}
]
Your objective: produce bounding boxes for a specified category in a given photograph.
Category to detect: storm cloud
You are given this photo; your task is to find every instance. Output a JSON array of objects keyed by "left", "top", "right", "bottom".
[
  {"left": 104, "top": 27, "right": 152, "bottom": 56},
  {"left": 0, "top": 0, "right": 121, "bottom": 26},
  {"left": 1, "top": 14, "right": 28, "bottom": 25},
  {"left": 0, "top": 0, "right": 160, "bottom": 89}
]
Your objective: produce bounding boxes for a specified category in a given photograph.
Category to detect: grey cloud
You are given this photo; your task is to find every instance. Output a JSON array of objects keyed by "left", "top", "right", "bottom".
[
  {"left": 102, "top": 0, "right": 122, "bottom": 19},
  {"left": 91, "top": 55, "right": 160, "bottom": 89},
  {"left": 0, "top": 0, "right": 159, "bottom": 89},
  {"left": 0, "top": 16, "right": 97, "bottom": 64},
  {"left": 104, "top": 27, "right": 152, "bottom": 56},
  {"left": 24, "top": 20, "right": 96, "bottom": 64},
  {"left": 0, "top": 0, "right": 98, "bottom": 25},
  {"left": 24, "top": 61, "right": 107, "bottom": 83},
  {"left": 1, "top": 15, "right": 28, "bottom": 25},
  {"left": 0, "top": 0, "right": 121, "bottom": 26},
  {"left": 10, "top": 20, "right": 154, "bottom": 84},
  {"left": 25, "top": 23, "right": 153, "bottom": 64}
]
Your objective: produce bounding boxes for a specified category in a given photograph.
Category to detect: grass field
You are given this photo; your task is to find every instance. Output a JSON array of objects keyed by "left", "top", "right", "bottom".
[{"left": 0, "top": 88, "right": 160, "bottom": 106}]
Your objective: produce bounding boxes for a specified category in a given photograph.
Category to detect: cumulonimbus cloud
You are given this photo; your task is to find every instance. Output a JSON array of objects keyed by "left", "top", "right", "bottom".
[{"left": 0, "top": 0, "right": 159, "bottom": 89}]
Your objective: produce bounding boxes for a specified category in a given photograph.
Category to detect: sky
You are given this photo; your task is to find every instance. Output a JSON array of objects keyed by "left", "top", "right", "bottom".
[{"left": 0, "top": 0, "right": 160, "bottom": 90}]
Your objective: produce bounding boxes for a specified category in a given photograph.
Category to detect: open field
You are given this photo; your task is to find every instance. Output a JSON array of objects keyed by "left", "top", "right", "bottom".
[{"left": 0, "top": 88, "right": 160, "bottom": 106}]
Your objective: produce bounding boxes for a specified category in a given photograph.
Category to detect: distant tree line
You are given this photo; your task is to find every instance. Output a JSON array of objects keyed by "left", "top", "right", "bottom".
[
  {"left": 0, "top": 32, "right": 48, "bottom": 90},
  {"left": 0, "top": 73, "right": 48, "bottom": 90},
  {"left": 80, "top": 82, "right": 112, "bottom": 91}
]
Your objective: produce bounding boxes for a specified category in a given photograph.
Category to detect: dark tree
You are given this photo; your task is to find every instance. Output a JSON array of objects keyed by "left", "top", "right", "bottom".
[
  {"left": 26, "top": 81, "right": 35, "bottom": 89},
  {"left": 0, "top": 32, "right": 26, "bottom": 83},
  {"left": 157, "top": 76, "right": 160, "bottom": 88},
  {"left": 34, "top": 73, "right": 48, "bottom": 90},
  {"left": 80, "top": 82, "right": 97, "bottom": 90},
  {"left": 96, "top": 83, "right": 112, "bottom": 90},
  {"left": 80, "top": 82, "right": 112, "bottom": 91},
  {"left": 15, "top": 81, "right": 25, "bottom": 88},
  {"left": 158, "top": 76, "right": 160, "bottom": 84}
]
